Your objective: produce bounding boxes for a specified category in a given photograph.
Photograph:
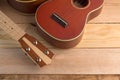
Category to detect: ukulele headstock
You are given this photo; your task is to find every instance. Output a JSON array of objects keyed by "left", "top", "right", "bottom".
[
  {"left": 19, "top": 34, "right": 54, "bottom": 67},
  {"left": 0, "top": 11, "right": 54, "bottom": 67}
]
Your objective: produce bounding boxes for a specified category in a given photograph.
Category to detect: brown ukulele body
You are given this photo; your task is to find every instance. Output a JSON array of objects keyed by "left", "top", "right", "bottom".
[
  {"left": 7, "top": 0, "right": 46, "bottom": 13},
  {"left": 36, "top": 0, "right": 104, "bottom": 48}
]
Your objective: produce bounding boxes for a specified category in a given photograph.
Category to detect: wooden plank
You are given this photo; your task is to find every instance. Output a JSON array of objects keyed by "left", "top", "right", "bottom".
[
  {"left": 1, "top": 75, "right": 120, "bottom": 80},
  {"left": 34, "top": 24, "right": 120, "bottom": 48},
  {"left": 0, "top": 75, "right": 98, "bottom": 80},
  {"left": 0, "top": 0, "right": 120, "bottom": 24},
  {"left": 1, "top": 24, "right": 120, "bottom": 48},
  {"left": 0, "top": 0, "right": 120, "bottom": 75},
  {"left": 0, "top": 24, "right": 42, "bottom": 48},
  {"left": 0, "top": 75, "right": 120, "bottom": 80},
  {"left": 1, "top": 48, "right": 120, "bottom": 74},
  {"left": 78, "top": 24, "right": 120, "bottom": 48},
  {"left": 89, "top": 5, "right": 120, "bottom": 24},
  {"left": 98, "top": 75, "right": 119, "bottom": 80},
  {"left": 105, "top": 0, "right": 120, "bottom": 4}
]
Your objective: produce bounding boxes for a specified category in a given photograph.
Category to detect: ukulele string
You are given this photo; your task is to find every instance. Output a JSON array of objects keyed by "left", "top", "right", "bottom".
[
  {"left": 1, "top": 22, "right": 21, "bottom": 40},
  {"left": 0, "top": 12, "right": 24, "bottom": 40},
  {"left": 0, "top": 16, "right": 15, "bottom": 38}
]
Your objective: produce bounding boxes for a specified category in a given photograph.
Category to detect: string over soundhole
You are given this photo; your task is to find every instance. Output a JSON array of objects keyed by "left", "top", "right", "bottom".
[{"left": 73, "top": 0, "right": 89, "bottom": 8}]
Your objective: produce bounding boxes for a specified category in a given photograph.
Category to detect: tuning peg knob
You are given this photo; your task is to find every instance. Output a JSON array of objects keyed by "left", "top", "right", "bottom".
[
  {"left": 25, "top": 47, "right": 31, "bottom": 52},
  {"left": 44, "top": 50, "right": 50, "bottom": 55},
  {"left": 33, "top": 40, "right": 38, "bottom": 45},
  {"left": 36, "top": 58, "right": 42, "bottom": 62}
]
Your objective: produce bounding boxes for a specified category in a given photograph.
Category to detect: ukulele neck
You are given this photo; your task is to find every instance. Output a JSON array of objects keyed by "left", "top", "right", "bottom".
[
  {"left": 0, "top": 11, "right": 25, "bottom": 41},
  {"left": 0, "top": 11, "right": 54, "bottom": 67}
]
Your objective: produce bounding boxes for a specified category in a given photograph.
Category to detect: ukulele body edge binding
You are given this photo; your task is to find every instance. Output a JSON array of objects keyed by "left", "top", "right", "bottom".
[{"left": 36, "top": 0, "right": 104, "bottom": 48}]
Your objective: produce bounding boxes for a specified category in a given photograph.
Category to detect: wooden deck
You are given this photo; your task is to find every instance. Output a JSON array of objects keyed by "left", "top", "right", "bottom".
[
  {"left": 0, "top": 0, "right": 120, "bottom": 76},
  {"left": 0, "top": 75, "right": 120, "bottom": 80}
]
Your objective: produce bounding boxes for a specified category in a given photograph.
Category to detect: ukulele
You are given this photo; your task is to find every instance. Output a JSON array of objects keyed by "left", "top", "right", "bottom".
[
  {"left": 36, "top": 0, "right": 104, "bottom": 48},
  {"left": 7, "top": 0, "right": 46, "bottom": 13},
  {"left": 0, "top": 11, "right": 54, "bottom": 67}
]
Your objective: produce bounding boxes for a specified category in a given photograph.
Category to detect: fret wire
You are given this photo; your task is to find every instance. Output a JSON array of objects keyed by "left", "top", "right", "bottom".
[
  {"left": 3, "top": 23, "right": 22, "bottom": 40},
  {"left": 0, "top": 23, "right": 20, "bottom": 40},
  {"left": 0, "top": 15, "right": 20, "bottom": 38},
  {"left": 0, "top": 12, "right": 20, "bottom": 32},
  {"left": 0, "top": 11, "right": 25, "bottom": 40},
  {"left": 0, "top": 20, "right": 24, "bottom": 40},
  {"left": 0, "top": 23, "right": 19, "bottom": 40},
  {"left": 8, "top": 17, "right": 25, "bottom": 38},
  {"left": 1, "top": 21, "right": 19, "bottom": 37},
  {"left": 0, "top": 24, "right": 12, "bottom": 38},
  {"left": 3, "top": 14, "right": 22, "bottom": 33}
]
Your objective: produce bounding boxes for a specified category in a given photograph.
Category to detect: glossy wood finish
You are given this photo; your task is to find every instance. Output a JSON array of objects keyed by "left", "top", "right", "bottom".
[
  {"left": 20, "top": 34, "right": 54, "bottom": 59},
  {"left": 0, "top": 0, "right": 120, "bottom": 74},
  {"left": 36, "top": 26, "right": 83, "bottom": 48},
  {"left": 7, "top": 0, "right": 46, "bottom": 13},
  {"left": 36, "top": 0, "right": 104, "bottom": 48},
  {"left": 19, "top": 33, "right": 54, "bottom": 67},
  {"left": 0, "top": 75, "right": 119, "bottom": 80},
  {"left": 0, "top": 10, "right": 54, "bottom": 67}
]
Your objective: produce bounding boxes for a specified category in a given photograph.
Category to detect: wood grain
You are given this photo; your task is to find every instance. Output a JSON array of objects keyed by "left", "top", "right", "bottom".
[
  {"left": 1, "top": 75, "right": 120, "bottom": 80},
  {"left": 0, "top": 0, "right": 119, "bottom": 24},
  {"left": 1, "top": 24, "right": 120, "bottom": 49},
  {"left": 98, "top": 75, "right": 120, "bottom": 80},
  {"left": 1, "top": 48, "right": 120, "bottom": 74},
  {"left": 0, "top": 0, "right": 120, "bottom": 75},
  {"left": 105, "top": 0, "right": 120, "bottom": 3},
  {"left": 0, "top": 75, "right": 98, "bottom": 80},
  {"left": 0, "top": 0, "right": 119, "bottom": 47}
]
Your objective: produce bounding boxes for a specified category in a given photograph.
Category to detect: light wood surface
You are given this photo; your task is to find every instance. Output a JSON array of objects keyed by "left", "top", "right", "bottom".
[
  {"left": 0, "top": 0, "right": 120, "bottom": 74},
  {"left": 0, "top": 11, "right": 25, "bottom": 41},
  {"left": 0, "top": 75, "right": 120, "bottom": 80}
]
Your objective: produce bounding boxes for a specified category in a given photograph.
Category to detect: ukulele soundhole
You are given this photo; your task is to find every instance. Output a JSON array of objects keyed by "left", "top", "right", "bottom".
[{"left": 73, "top": 0, "right": 89, "bottom": 8}]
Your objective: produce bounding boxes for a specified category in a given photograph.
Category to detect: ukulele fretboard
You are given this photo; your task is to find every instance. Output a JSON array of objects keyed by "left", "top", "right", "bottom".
[
  {"left": 0, "top": 11, "right": 54, "bottom": 67},
  {"left": 0, "top": 11, "right": 25, "bottom": 41}
]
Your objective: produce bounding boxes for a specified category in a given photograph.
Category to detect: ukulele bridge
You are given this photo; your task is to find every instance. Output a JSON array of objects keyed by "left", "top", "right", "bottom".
[{"left": 51, "top": 13, "right": 68, "bottom": 28}]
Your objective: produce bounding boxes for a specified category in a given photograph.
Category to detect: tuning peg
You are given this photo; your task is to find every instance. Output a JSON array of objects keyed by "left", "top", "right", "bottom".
[
  {"left": 25, "top": 47, "right": 31, "bottom": 52},
  {"left": 33, "top": 40, "right": 38, "bottom": 45},
  {"left": 36, "top": 58, "right": 42, "bottom": 62},
  {"left": 44, "top": 50, "right": 50, "bottom": 55}
]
